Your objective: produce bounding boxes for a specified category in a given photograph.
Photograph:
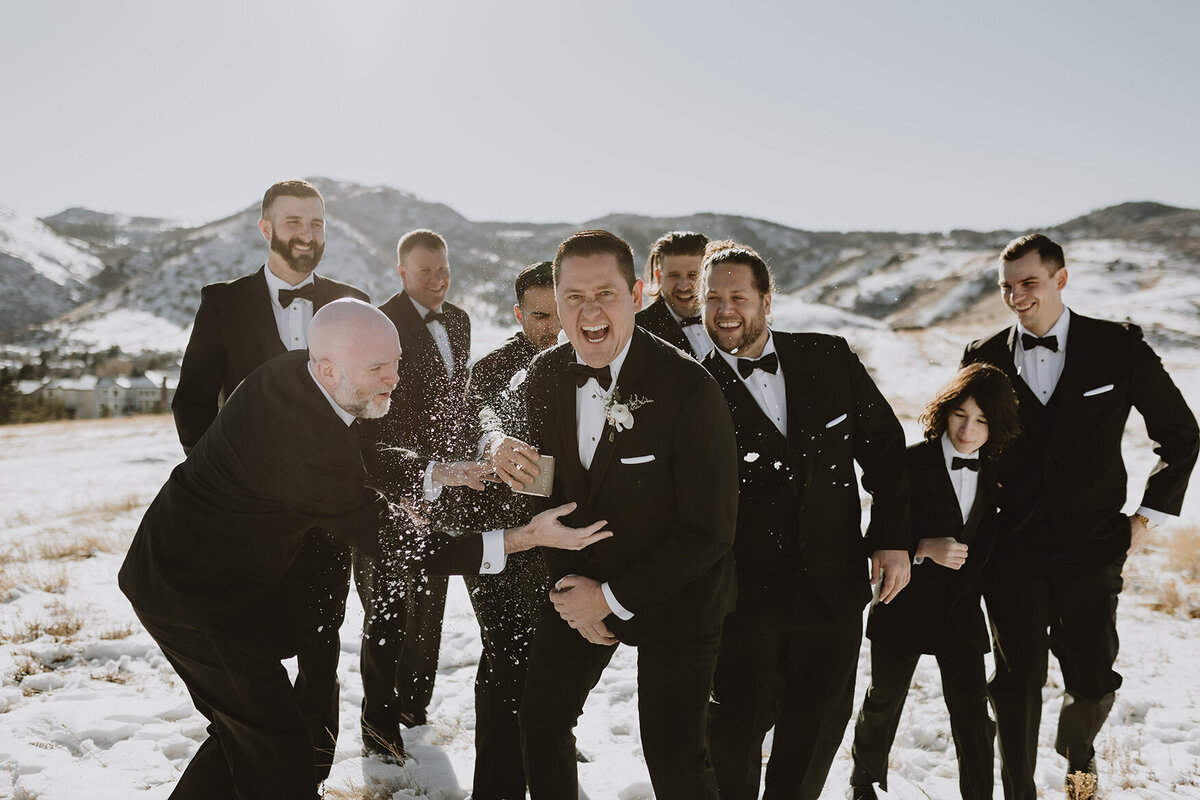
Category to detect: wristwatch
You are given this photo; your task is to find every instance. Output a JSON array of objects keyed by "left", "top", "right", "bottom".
[{"left": 1132, "top": 513, "right": 1157, "bottom": 530}]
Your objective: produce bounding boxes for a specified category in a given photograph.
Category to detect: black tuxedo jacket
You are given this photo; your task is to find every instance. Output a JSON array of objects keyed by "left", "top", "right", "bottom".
[
  {"left": 866, "top": 440, "right": 997, "bottom": 655},
  {"left": 172, "top": 265, "right": 368, "bottom": 452},
  {"left": 702, "top": 332, "right": 911, "bottom": 619},
  {"left": 963, "top": 312, "right": 1198, "bottom": 565},
  {"left": 525, "top": 327, "right": 739, "bottom": 645},
  {"left": 361, "top": 292, "right": 473, "bottom": 470},
  {"left": 120, "top": 351, "right": 482, "bottom": 656},
  {"left": 636, "top": 300, "right": 693, "bottom": 354}
]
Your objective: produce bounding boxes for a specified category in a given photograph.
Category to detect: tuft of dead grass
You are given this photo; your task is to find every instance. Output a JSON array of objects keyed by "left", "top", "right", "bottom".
[
  {"left": 34, "top": 534, "right": 120, "bottom": 561},
  {"left": 98, "top": 624, "right": 136, "bottom": 640},
  {"left": 1164, "top": 525, "right": 1200, "bottom": 582},
  {"left": 1147, "top": 579, "right": 1200, "bottom": 619},
  {"left": 11, "top": 651, "right": 48, "bottom": 683}
]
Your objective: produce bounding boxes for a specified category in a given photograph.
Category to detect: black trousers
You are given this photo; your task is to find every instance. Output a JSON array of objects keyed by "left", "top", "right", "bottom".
[
  {"left": 520, "top": 604, "right": 722, "bottom": 800},
  {"left": 135, "top": 608, "right": 320, "bottom": 800},
  {"left": 985, "top": 556, "right": 1123, "bottom": 800},
  {"left": 709, "top": 585, "right": 862, "bottom": 800},
  {"left": 851, "top": 641, "right": 994, "bottom": 799},
  {"left": 353, "top": 549, "right": 447, "bottom": 749},
  {"left": 463, "top": 549, "right": 548, "bottom": 800},
  {"left": 292, "top": 528, "right": 352, "bottom": 781}
]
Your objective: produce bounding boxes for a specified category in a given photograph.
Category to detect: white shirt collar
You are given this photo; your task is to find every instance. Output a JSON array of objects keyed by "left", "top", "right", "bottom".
[
  {"left": 941, "top": 430, "right": 979, "bottom": 466},
  {"left": 576, "top": 333, "right": 633, "bottom": 394},
  {"left": 1016, "top": 307, "right": 1070, "bottom": 351},
  {"left": 407, "top": 295, "right": 443, "bottom": 318},
  {"left": 716, "top": 329, "right": 776, "bottom": 374},
  {"left": 263, "top": 265, "right": 315, "bottom": 309},
  {"left": 307, "top": 361, "right": 357, "bottom": 427}
]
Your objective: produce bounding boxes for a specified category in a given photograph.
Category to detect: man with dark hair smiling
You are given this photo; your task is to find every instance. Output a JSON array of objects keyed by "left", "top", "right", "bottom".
[
  {"left": 963, "top": 233, "right": 1198, "bottom": 800},
  {"left": 699, "top": 240, "right": 911, "bottom": 800},
  {"left": 170, "top": 179, "right": 369, "bottom": 782},
  {"left": 516, "top": 230, "right": 739, "bottom": 799},
  {"left": 636, "top": 230, "right": 712, "bottom": 358}
]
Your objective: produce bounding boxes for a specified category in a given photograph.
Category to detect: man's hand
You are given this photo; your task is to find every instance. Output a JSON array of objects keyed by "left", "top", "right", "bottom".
[
  {"left": 430, "top": 460, "right": 497, "bottom": 491},
  {"left": 394, "top": 497, "right": 430, "bottom": 526},
  {"left": 573, "top": 619, "right": 619, "bottom": 647},
  {"left": 551, "top": 575, "right": 610, "bottom": 627},
  {"left": 871, "top": 549, "right": 912, "bottom": 604},
  {"left": 503, "top": 502, "right": 612, "bottom": 554},
  {"left": 487, "top": 435, "right": 541, "bottom": 489},
  {"left": 1128, "top": 514, "right": 1152, "bottom": 556},
  {"left": 915, "top": 537, "right": 968, "bottom": 570}
]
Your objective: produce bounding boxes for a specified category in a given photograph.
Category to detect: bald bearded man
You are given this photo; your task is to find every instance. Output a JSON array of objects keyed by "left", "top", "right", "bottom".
[{"left": 119, "top": 299, "right": 610, "bottom": 800}]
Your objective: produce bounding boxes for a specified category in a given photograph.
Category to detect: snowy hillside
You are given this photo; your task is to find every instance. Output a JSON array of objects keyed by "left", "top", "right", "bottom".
[{"left": 0, "top": 205, "right": 104, "bottom": 331}]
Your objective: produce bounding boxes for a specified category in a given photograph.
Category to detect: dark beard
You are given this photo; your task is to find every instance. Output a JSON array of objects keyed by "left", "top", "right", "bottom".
[
  {"left": 270, "top": 230, "right": 324, "bottom": 274},
  {"left": 708, "top": 307, "right": 768, "bottom": 356}
]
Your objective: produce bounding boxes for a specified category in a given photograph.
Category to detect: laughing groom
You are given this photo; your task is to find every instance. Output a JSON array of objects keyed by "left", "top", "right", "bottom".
[{"left": 512, "top": 229, "right": 739, "bottom": 799}]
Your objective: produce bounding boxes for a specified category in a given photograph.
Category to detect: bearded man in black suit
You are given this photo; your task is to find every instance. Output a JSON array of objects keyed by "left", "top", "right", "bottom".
[
  {"left": 121, "top": 299, "right": 611, "bottom": 800},
  {"left": 508, "top": 230, "right": 739, "bottom": 799},
  {"left": 636, "top": 230, "right": 712, "bottom": 358},
  {"left": 962, "top": 233, "right": 1199, "bottom": 800},
  {"left": 353, "top": 229, "right": 477, "bottom": 754},
  {"left": 170, "top": 179, "right": 368, "bottom": 779},
  {"left": 698, "top": 241, "right": 912, "bottom": 800},
  {"left": 460, "top": 259, "right": 560, "bottom": 799}
]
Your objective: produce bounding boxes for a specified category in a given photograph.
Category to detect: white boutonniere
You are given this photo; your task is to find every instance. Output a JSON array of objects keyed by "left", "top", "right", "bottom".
[
  {"left": 604, "top": 389, "right": 652, "bottom": 434},
  {"left": 507, "top": 368, "right": 527, "bottom": 393}
]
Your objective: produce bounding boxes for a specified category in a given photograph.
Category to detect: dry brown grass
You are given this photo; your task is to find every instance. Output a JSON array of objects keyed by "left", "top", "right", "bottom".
[
  {"left": 11, "top": 651, "right": 47, "bottom": 683},
  {"left": 1147, "top": 579, "right": 1200, "bottom": 619},
  {"left": 33, "top": 533, "right": 121, "bottom": 561},
  {"left": 1164, "top": 525, "right": 1200, "bottom": 582},
  {"left": 98, "top": 624, "right": 136, "bottom": 640}
]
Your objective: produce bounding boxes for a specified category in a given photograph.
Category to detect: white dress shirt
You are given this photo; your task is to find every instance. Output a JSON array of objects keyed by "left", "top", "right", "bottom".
[
  {"left": 941, "top": 432, "right": 979, "bottom": 524},
  {"left": 666, "top": 304, "right": 714, "bottom": 359},
  {"left": 263, "top": 267, "right": 315, "bottom": 351},
  {"left": 570, "top": 337, "right": 634, "bottom": 619},
  {"left": 716, "top": 331, "right": 787, "bottom": 436},
  {"left": 307, "top": 362, "right": 505, "bottom": 574},
  {"left": 1014, "top": 309, "right": 1070, "bottom": 405},
  {"left": 407, "top": 296, "right": 456, "bottom": 375}
]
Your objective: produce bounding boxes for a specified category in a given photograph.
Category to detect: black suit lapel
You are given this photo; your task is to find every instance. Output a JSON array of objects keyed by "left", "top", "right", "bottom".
[
  {"left": 249, "top": 266, "right": 288, "bottom": 360},
  {"left": 775, "top": 334, "right": 822, "bottom": 485},
  {"left": 650, "top": 302, "right": 691, "bottom": 352},
  {"left": 310, "top": 274, "right": 340, "bottom": 312},
  {"left": 396, "top": 292, "right": 450, "bottom": 381},
  {"left": 921, "top": 441, "right": 964, "bottom": 540}
]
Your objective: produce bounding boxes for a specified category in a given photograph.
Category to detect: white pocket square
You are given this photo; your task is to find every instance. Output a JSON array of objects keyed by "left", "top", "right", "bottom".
[
  {"left": 824, "top": 413, "right": 848, "bottom": 429},
  {"left": 1083, "top": 384, "right": 1114, "bottom": 397},
  {"left": 620, "top": 455, "right": 656, "bottom": 465}
]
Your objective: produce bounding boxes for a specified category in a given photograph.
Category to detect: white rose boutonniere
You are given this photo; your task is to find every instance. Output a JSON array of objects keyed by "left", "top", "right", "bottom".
[{"left": 604, "top": 389, "right": 652, "bottom": 435}]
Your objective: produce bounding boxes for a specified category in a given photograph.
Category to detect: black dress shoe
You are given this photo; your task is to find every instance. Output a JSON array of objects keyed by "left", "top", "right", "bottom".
[
  {"left": 397, "top": 710, "right": 427, "bottom": 729},
  {"left": 850, "top": 784, "right": 879, "bottom": 800}
]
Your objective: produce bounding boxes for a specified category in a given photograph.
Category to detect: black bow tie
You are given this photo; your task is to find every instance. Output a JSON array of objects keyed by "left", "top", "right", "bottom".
[
  {"left": 424, "top": 310, "right": 446, "bottom": 324},
  {"left": 737, "top": 352, "right": 778, "bottom": 379},
  {"left": 1021, "top": 333, "right": 1058, "bottom": 353},
  {"left": 679, "top": 315, "right": 702, "bottom": 328},
  {"left": 951, "top": 457, "right": 980, "bottom": 472},
  {"left": 568, "top": 362, "right": 612, "bottom": 390},
  {"left": 278, "top": 284, "right": 318, "bottom": 308}
]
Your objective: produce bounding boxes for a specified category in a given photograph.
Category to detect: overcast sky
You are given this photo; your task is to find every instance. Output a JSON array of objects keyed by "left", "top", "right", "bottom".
[{"left": 3, "top": 0, "right": 1198, "bottom": 233}]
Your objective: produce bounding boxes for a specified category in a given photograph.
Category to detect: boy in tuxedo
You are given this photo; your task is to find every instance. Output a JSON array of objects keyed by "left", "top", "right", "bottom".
[
  {"left": 962, "top": 233, "right": 1198, "bottom": 799},
  {"left": 850, "top": 363, "right": 1020, "bottom": 800}
]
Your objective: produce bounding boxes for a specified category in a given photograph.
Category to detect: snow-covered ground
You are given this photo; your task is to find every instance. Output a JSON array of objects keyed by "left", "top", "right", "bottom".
[{"left": 1, "top": 318, "right": 1199, "bottom": 799}]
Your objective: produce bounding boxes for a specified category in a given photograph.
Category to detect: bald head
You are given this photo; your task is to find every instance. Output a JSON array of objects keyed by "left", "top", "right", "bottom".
[{"left": 309, "top": 299, "right": 401, "bottom": 419}]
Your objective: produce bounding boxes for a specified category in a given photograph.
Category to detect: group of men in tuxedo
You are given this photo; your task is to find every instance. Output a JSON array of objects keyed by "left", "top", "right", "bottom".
[{"left": 130, "top": 177, "right": 1197, "bottom": 800}]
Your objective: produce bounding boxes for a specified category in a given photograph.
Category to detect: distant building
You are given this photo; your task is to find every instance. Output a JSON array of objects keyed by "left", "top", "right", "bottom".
[{"left": 31, "top": 371, "right": 178, "bottom": 419}]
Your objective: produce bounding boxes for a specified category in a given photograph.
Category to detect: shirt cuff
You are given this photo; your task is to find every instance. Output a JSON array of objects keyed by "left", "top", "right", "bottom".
[
  {"left": 478, "top": 430, "right": 503, "bottom": 459},
  {"left": 423, "top": 462, "right": 444, "bottom": 502},
  {"left": 602, "top": 582, "right": 634, "bottom": 621},
  {"left": 479, "top": 529, "right": 506, "bottom": 574},
  {"left": 1135, "top": 506, "right": 1171, "bottom": 528},
  {"left": 913, "top": 555, "right": 925, "bottom": 566}
]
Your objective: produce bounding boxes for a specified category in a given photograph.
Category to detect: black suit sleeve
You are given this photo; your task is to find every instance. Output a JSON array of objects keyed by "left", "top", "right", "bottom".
[
  {"left": 1128, "top": 326, "right": 1199, "bottom": 515},
  {"left": 845, "top": 341, "right": 911, "bottom": 553},
  {"left": 606, "top": 376, "right": 738, "bottom": 616},
  {"left": 172, "top": 286, "right": 226, "bottom": 453}
]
